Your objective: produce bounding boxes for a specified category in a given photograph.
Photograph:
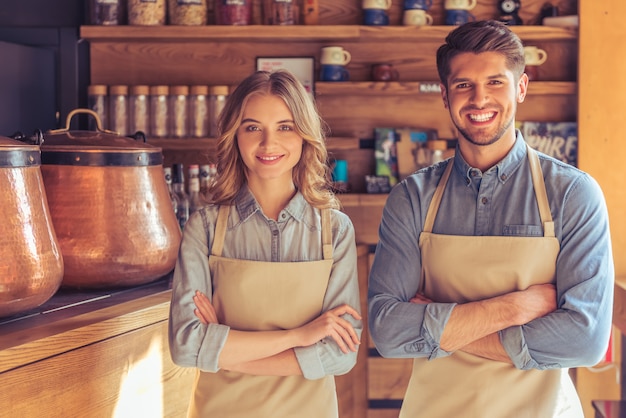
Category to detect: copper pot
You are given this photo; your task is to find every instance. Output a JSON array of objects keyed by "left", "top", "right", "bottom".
[
  {"left": 0, "top": 134, "right": 64, "bottom": 317},
  {"left": 40, "top": 109, "right": 181, "bottom": 288}
]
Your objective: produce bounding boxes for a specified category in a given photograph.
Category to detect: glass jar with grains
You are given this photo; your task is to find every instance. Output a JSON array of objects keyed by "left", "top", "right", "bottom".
[
  {"left": 215, "top": 0, "right": 253, "bottom": 25},
  {"left": 88, "top": 0, "right": 126, "bottom": 25},
  {"left": 168, "top": 0, "right": 208, "bottom": 25},
  {"left": 128, "top": 0, "right": 166, "bottom": 25}
]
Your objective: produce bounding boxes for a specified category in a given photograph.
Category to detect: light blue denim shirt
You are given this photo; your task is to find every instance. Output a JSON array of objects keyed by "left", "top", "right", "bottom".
[
  {"left": 169, "top": 185, "right": 362, "bottom": 379},
  {"left": 368, "top": 133, "right": 614, "bottom": 370}
]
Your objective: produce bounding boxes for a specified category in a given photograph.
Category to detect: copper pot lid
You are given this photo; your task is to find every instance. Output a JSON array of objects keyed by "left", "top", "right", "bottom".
[
  {"left": 0, "top": 135, "right": 41, "bottom": 168},
  {"left": 41, "top": 109, "right": 163, "bottom": 167}
]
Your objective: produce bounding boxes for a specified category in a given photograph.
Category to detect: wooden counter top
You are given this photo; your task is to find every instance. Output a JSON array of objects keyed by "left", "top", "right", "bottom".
[{"left": 0, "top": 276, "right": 172, "bottom": 374}]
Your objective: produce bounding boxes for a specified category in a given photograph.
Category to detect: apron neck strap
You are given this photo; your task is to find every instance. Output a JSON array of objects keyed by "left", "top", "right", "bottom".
[
  {"left": 423, "top": 160, "right": 454, "bottom": 233},
  {"left": 211, "top": 205, "right": 333, "bottom": 259},
  {"left": 526, "top": 144, "right": 555, "bottom": 237}
]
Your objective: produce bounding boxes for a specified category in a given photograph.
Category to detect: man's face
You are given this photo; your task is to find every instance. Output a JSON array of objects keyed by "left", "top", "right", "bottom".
[{"left": 441, "top": 51, "right": 528, "bottom": 147}]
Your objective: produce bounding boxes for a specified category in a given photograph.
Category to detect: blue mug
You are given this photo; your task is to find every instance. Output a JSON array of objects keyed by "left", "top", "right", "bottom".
[
  {"left": 320, "top": 64, "right": 350, "bottom": 82},
  {"left": 363, "top": 8, "right": 390, "bottom": 25},
  {"left": 403, "top": 0, "right": 432, "bottom": 10},
  {"left": 445, "top": 9, "right": 476, "bottom": 25}
]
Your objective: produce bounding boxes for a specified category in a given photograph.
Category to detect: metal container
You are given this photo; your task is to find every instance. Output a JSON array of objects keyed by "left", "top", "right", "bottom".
[
  {"left": 0, "top": 133, "right": 64, "bottom": 317},
  {"left": 40, "top": 109, "right": 181, "bottom": 288}
]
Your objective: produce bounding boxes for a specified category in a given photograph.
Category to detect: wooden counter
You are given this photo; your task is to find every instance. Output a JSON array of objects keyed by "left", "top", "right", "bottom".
[{"left": 0, "top": 277, "right": 196, "bottom": 417}]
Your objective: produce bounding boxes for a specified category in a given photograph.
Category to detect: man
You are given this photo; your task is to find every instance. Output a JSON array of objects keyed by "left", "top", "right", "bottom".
[{"left": 368, "top": 20, "right": 614, "bottom": 418}]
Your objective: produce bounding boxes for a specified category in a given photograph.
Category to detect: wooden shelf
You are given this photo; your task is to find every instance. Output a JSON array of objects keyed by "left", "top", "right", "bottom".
[
  {"left": 149, "top": 136, "right": 361, "bottom": 152},
  {"left": 316, "top": 81, "right": 576, "bottom": 97},
  {"left": 80, "top": 25, "right": 577, "bottom": 44}
]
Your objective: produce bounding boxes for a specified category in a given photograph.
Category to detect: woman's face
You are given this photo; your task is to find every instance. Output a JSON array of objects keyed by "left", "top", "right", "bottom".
[{"left": 236, "top": 93, "right": 303, "bottom": 188}]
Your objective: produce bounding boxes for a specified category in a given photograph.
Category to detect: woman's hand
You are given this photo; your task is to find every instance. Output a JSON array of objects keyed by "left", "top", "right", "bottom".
[
  {"left": 193, "top": 290, "right": 219, "bottom": 325},
  {"left": 295, "top": 304, "right": 362, "bottom": 354},
  {"left": 409, "top": 292, "right": 433, "bottom": 304}
]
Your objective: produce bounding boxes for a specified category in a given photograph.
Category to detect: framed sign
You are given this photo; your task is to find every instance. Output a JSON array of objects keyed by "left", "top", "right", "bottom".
[{"left": 256, "top": 56, "right": 315, "bottom": 100}]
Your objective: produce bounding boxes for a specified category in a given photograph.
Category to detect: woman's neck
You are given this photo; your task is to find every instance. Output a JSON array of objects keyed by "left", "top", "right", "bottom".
[{"left": 247, "top": 179, "right": 297, "bottom": 221}]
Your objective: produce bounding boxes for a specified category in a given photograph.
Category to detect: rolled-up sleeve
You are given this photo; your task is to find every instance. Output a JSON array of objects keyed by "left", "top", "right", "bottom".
[{"left": 295, "top": 211, "right": 363, "bottom": 379}]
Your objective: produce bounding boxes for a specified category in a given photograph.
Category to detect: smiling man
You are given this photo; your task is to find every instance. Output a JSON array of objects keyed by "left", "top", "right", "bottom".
[{"left": 368, "top": 20, "right": 614, "bottom": 418}]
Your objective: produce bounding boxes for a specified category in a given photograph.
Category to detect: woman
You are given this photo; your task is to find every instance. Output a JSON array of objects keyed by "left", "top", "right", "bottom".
[{"left": 168, "top": 70, "right": 362, "bottom": 418}]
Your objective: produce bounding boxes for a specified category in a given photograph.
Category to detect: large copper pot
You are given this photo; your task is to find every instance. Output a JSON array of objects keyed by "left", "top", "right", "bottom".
[
  {"left": 0, "top": 134, "right": 64, "bottom": 317},
  {"left": 40, "top": 109, "right": 181, "bottom": 288}
]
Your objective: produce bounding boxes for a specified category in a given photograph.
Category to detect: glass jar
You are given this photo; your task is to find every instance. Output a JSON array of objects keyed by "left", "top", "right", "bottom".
[
  {"left": 128, "top": 0, "right": 166, "bottom": 25},
  {"left": 88, "top": 0, "right": 126, "bottom": 25},
  {"left": 150, "top": 85, "right": 169, "bottom": 138},
  {"left": 87, "top": 84, "right": 108, "bottom": 131},
  {"left": 168, "top": 0, "right": 208, "bottom": 25},
  {"left": 129, "top": 85, "right": 150, "bottom": 136},
  {"left": 262, "top": 0, "right": 300, "bottom": 25},
  {"left": 189, "top": 85, "right": 210, "bottom": 138},
  {"left": 108, "top": 85, "right": 129, "bottom": 136},
  {"left": 209, "top": 85, "right": 229, "bottom": 137},
  {"left": 215, "top": 0, "right": 253, "bottom": 25},
  {"left": 169, "top": 85, "right": 189, "bottom": 139}
]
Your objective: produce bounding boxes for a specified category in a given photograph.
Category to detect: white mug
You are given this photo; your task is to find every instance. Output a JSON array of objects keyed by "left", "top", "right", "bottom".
[
  {"left": 524, "top": 46, "right": 548, "bottom": 66},
  {"left": 362, "top": 0, "right": 392, "bottom": 10},
  {"left": 444, "top": 0, "right": 477, "bottom": 11},
  {"left": 320, "top": 46, "right": 351, "bottom": 66},
  {"left": 403, "top": 9, "right": 433, "bottom": 26}
]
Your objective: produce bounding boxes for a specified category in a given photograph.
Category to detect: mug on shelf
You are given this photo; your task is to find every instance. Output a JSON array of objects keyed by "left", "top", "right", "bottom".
[
  {"left": 362, "top": 0, "right": 392, "bottom": 10},
  {"left": 320, "top": 46, "right": 351, "bottom": 66},
  {"left": 524, "top": 46, "right": 548, "bottom": 66},
  {"left": 403, "top": 9, "right": 433, "bottom": 26},
  {"left": 403, "top": 0, "right": 433, "bottom": 10},
  {"left": 445, "top": 9, "right": 476, "bottom": 25},
  {"left": 320, "top": 64, "right": 350, "bottom": 82},
  {"left": 363, "top": 8, "right": 390, "bottom": 25},
  {"left": 444, "top": 0, "right": 477, "bottom": 11},
  {"left": 371, "top": 63, "right": 399, "bottom": 81}
]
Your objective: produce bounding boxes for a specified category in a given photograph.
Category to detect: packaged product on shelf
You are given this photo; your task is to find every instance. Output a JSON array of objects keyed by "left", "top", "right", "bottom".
[
  {"left": 169, "top": 85, "right": 189, "bottom": 139},
  {"left": 215, "top": 0, "right": 253, "bottom": 25},
  {"left": 168, "top": 0, "right": 208, "bottom": 25},
  {"left": 374, "top": 127, "right": 399, "bottom": 187},
  {"left": 150, "top": 85, "right": 170, "bottom": 138},
  {"left": 87, "top": 84, "right": 108, "bottom": 131},
  {"left": 129, "top": 85, "right": 150, "bottom": 135},
  {"left": 262, "top": 0, "right": 301, "bottom": 25},
  {"left": 189, "top": 85, "right": 210, "bottom": 138},
  {"left": 128, "top": 0, "right": 166, "bottom": 25},
  {"left": 108, "top": 85, "right": 129, "bottom": 136},
  {"left": 88, "top": 0, "right": 126, "bottom": 25}
]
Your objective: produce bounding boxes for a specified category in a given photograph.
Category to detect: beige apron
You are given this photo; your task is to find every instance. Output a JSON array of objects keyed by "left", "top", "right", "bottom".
[
  {"left": 188, "top": 205, "right": 338, "bottom": 418},
  {"left": 400, "top": 146, "right": 583, "bottom": 418}
]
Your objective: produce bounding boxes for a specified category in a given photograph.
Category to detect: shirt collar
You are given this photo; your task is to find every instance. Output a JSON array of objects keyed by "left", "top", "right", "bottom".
[
  {"left": 453, "top": 130, "right": 527, "bottom": 185},
  {"left": 233, "top": 184, "right": 307, "bottom": 222}
]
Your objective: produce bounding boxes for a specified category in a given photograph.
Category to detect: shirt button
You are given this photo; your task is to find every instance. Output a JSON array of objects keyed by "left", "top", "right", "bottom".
[
  {"left": 272, "top": 230, "right": 279, "bottom": 236},
  {"left": 481, "top": 197, "right": 488, "bottom": 204},
  {"left": 500, "top": 174, "right": 507, "bottom": 181}
]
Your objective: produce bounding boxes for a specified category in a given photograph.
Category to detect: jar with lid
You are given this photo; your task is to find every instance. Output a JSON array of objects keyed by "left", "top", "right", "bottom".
[
  {"left": 425, "top": 139, "right": 448, "bottom": 165},
  {"left": 150, "top": 85, "right": 170, "bottom": 138},
  {"left": 209, "top": 85, "right": 229, "bottom": 137},
  {"left": 168, "top": 0, "right": 208, "bottom": 25},
  {"left": 128, "top": 0, "right": 166, "bottom": 25},
  {"left": 129, "top": 85, "right": 150, "bottom": 136},
  {"left": 169, "top": 85, "right": 189, "bottom": 139},
  {"left": 87, "top": 84, "right": 108, "bottom": 131},
  {"left": 108, "top": 85, "right": 129, "bottom": 136},
  {"left": 215, "top": 0, "right": 253, "bottom": 25},
  {"left": 189, "top": 85, "right": 210, "bottom": 138},
  {"left": 88, "top": 0, "right": 126, "bottom": 25},
  {"left": 262, "top": 0, "right": 301, "bottom": 25}
]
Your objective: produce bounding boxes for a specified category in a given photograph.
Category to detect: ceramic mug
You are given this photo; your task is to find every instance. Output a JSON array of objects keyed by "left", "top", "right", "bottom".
[
  {"left": 371, "top": 63, "right": 399, "bottom": 81},
  {"left": 363, "top": 8, "right": 390, "bottom": 25},
  {"left": 445, "top": 9, "right": 476, "bottom": 25},
  {"left": 403, "top": 9, "right": 433, "bottom": 26},
  {"left": 320, "top": 46, "right": 351, "bottom": 66},
  {"left": 403, "top": 0, "right": 432, "bottom": 10},
  {"left": 524, "top": 46, "right": 548, "bottom": 66},
  {"left": 320, "top": 64, "right": 350, "bottom": 82},
  {"left": 444, "top": 0, "right": 477, "bottom": 11},
  {"left": 362, "top": 0, "right": 392, "bottom": 10}
]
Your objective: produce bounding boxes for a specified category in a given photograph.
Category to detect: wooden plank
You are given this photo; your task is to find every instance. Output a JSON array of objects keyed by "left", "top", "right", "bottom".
[
  {"left": 0, "top": 291, "right": 171, "bottom": 374},
  {"left": 368, "top": 357, "right": 413, "bottom": 399},
  {"left": 0, "top": 320, "right": 196, "bottom": 418}
]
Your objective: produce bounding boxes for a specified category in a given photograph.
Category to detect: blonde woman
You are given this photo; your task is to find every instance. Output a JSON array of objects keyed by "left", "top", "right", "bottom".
[{"left": 168, "top": 70, "right": 362, "bottom": 418}]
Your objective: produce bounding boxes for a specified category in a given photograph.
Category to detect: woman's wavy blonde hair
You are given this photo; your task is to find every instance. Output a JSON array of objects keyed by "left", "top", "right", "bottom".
[{"left": 209, "top": 70, "right": 339, "bottom": 210}]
